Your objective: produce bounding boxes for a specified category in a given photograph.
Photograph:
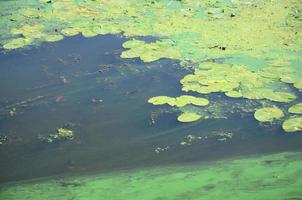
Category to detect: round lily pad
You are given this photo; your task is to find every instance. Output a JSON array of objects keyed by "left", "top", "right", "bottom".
[
  {"left": 254, "top": 107, "right": 284, "bottom": 122},
  {"left": 175, "top": 95, "right": 209, "bottom": 107},
  {"left": 148, "top": 96, "right": 175, "bottom": 106},
  {"left": 288, "top": 102, "right": 302, "bottom": 114},
  {"left": 282, "top": 117, "right": 302, "bottom": 133},
  {"left": 177, "top": 113, "right": 201, "bottom": 122}
]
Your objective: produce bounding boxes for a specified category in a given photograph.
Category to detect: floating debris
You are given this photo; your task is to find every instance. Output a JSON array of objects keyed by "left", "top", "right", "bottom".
[
  {"left": 154, "top": 146, "right": 170, "bottom": 154},
  {"left": 91, "top": 98, "right": 103, "bottom": 104},
  {"left": 214, "top": 132, "right": 234, "bottom": 142},
  {"left": 0, "top": 135, "right": 8, "bottom": 145},
  {"left": 39, "top": 128, "right": 74, "bottom": 143},
  {"left": 180, "top": 134, "right": 203, "bottom": 146},
  {"left": 9, "top": 108, "right": 17, "bottom": 117}
]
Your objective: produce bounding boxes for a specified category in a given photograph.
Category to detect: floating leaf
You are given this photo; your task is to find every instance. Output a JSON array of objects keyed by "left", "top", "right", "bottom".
[
  {"left": 254, "top": 107, "right": 284, "bottom": 122},
  {"left": 148, "top": 96, "right": 175, "bottom": 106},
  {"left": 282, "top": 117, "right": 302, "bottom": 133},
  {"left": 175, "top": 95, "right": 209, "bottom": 107},
  {"left": 177, "top": 112, "right": 201, "bottom": 122},
  {"left": 288, "top": 103, "right": 302, "bottom": 114}
]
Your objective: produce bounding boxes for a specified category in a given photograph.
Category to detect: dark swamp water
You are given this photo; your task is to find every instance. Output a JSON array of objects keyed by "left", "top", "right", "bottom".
[{"left": 0, "top": 34, "right": 302, "bottom": 184}]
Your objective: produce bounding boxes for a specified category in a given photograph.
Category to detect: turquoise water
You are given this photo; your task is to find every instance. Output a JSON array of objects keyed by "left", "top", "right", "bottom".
[{"left": 0, "top": 34, "right": 302, "bottom": 185}]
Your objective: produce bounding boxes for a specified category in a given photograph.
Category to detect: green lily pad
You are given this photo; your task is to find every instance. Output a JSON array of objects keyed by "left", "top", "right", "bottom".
[
  {"left": 288, "top": 103, "right": 302, "bottom": 114},
  {"left": 254, "top": 107, "right": 284, "bottom": 122},
  {"left": 3, "top": 38, "right": 33, "bottom": 49},
  {"left": 175, "top": 95, "right": 209, "bottom": 107},
  {"left": 282, "top": 117, "right": 302, "bottom": 133},
  {"left": 148, "top": 95, "right": 209, "bottom": 108},
  {"left": 177, "top": 112, "right": 201, "bottom": 122},
  {"left": 148, "top": 96, "right": 176, "bottom": 106},
  {"left": 43, "top": 34, "right": 64, "bottom": 42}
]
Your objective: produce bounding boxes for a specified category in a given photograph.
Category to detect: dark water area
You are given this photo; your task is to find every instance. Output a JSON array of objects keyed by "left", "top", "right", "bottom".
[{"left": 0, "top": 34, "right": 302, "bottom": 184}]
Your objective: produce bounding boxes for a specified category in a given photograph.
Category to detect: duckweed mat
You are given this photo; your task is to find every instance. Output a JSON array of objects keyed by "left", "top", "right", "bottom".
[{"left": 1, "top": 151, "right": 302, "bottom": 200}]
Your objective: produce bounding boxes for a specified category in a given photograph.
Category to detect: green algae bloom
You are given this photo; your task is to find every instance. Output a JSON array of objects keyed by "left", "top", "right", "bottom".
[
  {"left": 177, "top": 112, "right": 201, "bottom": 122},
  {"left": 282, "top": 117, "right": 302, "bottom": 133},
  {"left": 254, "top": 107, "right": 284, "bottom": 122},
  {"left": 0, "top": 152, "right": 302, "bottom": 200},
  {"left": 288, "top": 102, "right": 302, "bottom": 114}
]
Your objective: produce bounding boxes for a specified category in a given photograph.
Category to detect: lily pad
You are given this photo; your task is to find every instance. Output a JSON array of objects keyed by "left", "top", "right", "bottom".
[
  {"left": 175, "top": 95, "right": 209, "bottom": 107},
  {"left": 177, "top": 112, "right": 201, "bottom": 122},
  {"left": 148, "top": 96, "right": 175, "bottom": 106},
  {"left": 282, "top": 117, "right": 302, "bottom": 133},
  {"left": 288, "top": 103, "right": 302, "bottom": 114},
  {"left": 254, "top": 107, "right": 284, "bottom": 122}
]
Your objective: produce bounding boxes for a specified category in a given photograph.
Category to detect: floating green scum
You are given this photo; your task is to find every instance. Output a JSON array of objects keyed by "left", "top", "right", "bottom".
[
  {"left": 1, "top": 152, "right": 302, "bottom": 200},
  {"left": 0, "top": 0, "right": 301, "bottom": 132}
]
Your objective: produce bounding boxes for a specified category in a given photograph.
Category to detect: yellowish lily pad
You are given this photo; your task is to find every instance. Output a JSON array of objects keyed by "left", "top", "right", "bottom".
[
  {"left": 254, "top": 107, "right": 284, "bottom": 122},
  {"left": 288, "top": 103, "right": 302, "bottom": 114},
  {"left": 282, "top": 117, "right": 302, "bottom": 133},
  {"left": 177, "top": 113, "right": 201, "bottom": 122}
]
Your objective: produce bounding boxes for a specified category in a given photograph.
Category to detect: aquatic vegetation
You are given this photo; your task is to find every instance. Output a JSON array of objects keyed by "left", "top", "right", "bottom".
[
  {"left": 148, "top": 96, "right": 176, "bottom": 106},
  {"left": 254, "top": 107, "right": 284, "bottom": 123},
  {"left": 0, "top": 0, "right": 301, "bottom": 131},
  {"left": 39, "top": 128, "right": 74, "bottom": 143},
  {"left": 181, "top": 62, "right": 297, "bottom": 103},
  {"left": 288, "top": 102, "right": 302, "bottom": 114},
  {"left": 177, "top": 112, "right": 201, "bottom": 122},
  {"left": 1, "top": 152, "right": 302, "bottom": 200},
  {"left": 148, "top": 95, "right": 209, "bottom": 107},
  {"left": 282, "top": 117, "right": 302, "bottom": 133}
]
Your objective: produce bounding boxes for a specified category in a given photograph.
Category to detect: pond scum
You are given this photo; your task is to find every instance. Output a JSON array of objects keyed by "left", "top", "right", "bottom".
[
  {"left": 0, "top": 152, "right": 302, "bottom": 199},
  {"left": 0, "top": 0, "right": 302, "bottom": 198}
]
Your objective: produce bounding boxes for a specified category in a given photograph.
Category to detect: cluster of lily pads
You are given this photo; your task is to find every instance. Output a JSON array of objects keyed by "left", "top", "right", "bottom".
[
  {"left": 0, "top": 0, "right": 301, "bottom": 132},
  {"left": 253, "top": 104, "right": 302, "bottom": 133}
]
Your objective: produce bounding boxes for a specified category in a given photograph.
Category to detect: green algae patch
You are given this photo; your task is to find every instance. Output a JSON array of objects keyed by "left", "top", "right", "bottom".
[
  {"left": 1, "top": 152, "right": 302, "bottom": 200},
  {"left": 282, "top": 117, "right": 302, "bottom": 133},
  {"left": 288, "top": 102, "right": 302, "bottom": 114},
  {"left": 254, "top": 107, "right": 284, "bottom": 122},
  {"left": 177, "top": 112, "right": 201, "bottom": 122}
]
